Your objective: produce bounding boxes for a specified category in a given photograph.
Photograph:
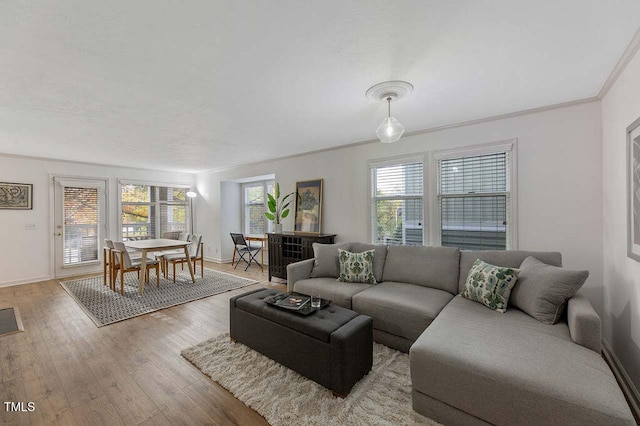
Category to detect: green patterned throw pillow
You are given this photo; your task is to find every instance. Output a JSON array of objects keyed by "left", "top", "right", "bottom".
[
  {"left": 462, "top": 259, "right": 520, "bottom": 313},
  {"left": 337, "top": 249, "right": 377, "bottom": 284}
]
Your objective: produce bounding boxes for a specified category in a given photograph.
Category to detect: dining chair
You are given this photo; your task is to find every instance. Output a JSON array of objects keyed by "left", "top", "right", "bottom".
[
  {"left": 112, "top": 241, "right": 160, "bottom": 295},
  {"left": 230, "top": 233, "right": 261, "bottom": 271},
  {"left": 104, "top": 239, "right": 114, "bottom": 287},
  {"left": 163, "top": 235, "right": 203, "bottom": 282}
]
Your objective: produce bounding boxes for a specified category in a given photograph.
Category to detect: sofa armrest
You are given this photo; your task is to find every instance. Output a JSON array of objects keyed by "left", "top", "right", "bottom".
[
  {"left": 286, "top": 258, "right": 315, "bottom": 292},
  {"left": 567, "top": 292, "right": 601, "bottom": 353}
]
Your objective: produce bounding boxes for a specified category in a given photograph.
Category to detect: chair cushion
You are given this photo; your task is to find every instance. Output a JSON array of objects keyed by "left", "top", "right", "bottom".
[
  {"left": 410, "top": 295, "right": 635, "bottom": 425},
  {"left": 510, "top": 256, "right": 589, "bottom": 324},
  {"left": 293, "top": 278, "right": 373, "bottom": 309},
  {"left": 461, "top": 259, "right": 520, "bottom": 313},
  {"left": 352, "top": 282, "right": 453, "bottom": 342},
  {"left": 309, "top": 243, "right": 350, "bottom": 278},
  {"left": 349, "top": 243, "right": 388, "bottom": 283},
  {"left": 382, "top": 246, "right": 460, "bottom": 294},
  {"left": 337, "top": 249, "right": 376, "bottom": 284},
  {"left": 458, "top": 250, "right": 562, "bottom": 293}
]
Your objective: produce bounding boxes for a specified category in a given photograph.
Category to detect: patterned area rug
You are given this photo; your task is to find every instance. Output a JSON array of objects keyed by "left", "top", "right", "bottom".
[
  {"left": 60, "top": 268, "right": 257, "bottom": 327},
  {"left": 182, "top": 334, "right": 438, "bottom": 426}
]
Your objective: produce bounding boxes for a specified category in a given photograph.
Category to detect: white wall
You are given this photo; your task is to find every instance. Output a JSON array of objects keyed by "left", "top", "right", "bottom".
[
  {"left": 602, "top": 48, "right": 640, "bottom": 389},
  {"left": 0, "top": 155, "right": 193, "bottom": 286},
  {"left": 219, "top": 181, "right": 241, "bottom": 262},
  {"left": 197, "top": 101, "right": 604, "bottom": 311}
]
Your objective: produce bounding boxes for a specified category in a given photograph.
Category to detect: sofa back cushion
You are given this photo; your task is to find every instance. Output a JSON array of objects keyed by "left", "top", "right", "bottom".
[
  {"left": 310, "top": 242, "right": 351, "bottom": 278},
  {"left": 382, "top": 246, "right": 460, "bottom": 294},
  {"left": 349, "top": 242, "right": 388, "bottom": 283},
  {"left": 458, "top": 250, "right": 562, "bottom": 293}
]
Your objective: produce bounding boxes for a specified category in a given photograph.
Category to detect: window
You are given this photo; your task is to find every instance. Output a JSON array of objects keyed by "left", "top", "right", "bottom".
[
  {"left": 63, "top": 187, "right": 99, "bottom": 265},
  {"left": 243, "top": 180, "right": 275, "bottom": 235},
  {"left": 120, "top": 183, "right": 189, "bottom": 240},
  {"left": 371, "top": 158, "right": 424, "bottom": 245},
  {"left": 435, "top": 143, "right": 515, "bottom": 250}
]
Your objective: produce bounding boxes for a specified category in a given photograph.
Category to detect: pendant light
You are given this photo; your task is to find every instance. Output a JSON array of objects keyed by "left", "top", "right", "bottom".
[{"left": 366, "top": 81, "right": 414, "bottom": 144}]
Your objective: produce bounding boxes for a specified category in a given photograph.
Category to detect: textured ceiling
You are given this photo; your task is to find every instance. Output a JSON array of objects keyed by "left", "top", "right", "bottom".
[{"left": 0, "top": 1, "right": 639, "bottom": 172}]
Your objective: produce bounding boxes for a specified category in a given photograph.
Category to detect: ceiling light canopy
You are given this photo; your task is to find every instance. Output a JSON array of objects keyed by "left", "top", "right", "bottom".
[{"left": 366, "top": 81, "right": 413, "bottom": 144}]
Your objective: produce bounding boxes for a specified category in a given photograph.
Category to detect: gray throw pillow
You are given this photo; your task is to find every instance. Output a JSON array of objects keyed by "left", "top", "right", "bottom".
[
  {"left": 510, "top": 256, "right": 589, "bottom": 324},
  {"left": 309, "top": 242, "right": 351, "bottom": 278}
]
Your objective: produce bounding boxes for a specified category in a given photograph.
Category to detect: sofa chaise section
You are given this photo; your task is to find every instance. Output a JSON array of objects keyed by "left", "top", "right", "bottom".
[{"left": 410, "top": 295, "right": 635, "bottom": 425}]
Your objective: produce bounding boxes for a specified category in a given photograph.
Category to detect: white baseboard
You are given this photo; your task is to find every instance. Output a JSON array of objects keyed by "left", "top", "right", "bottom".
[
  {"left": 205, "top": 256, "right": 232, "bottom": 264},
  {"left": 0, "top": 276, "right": 51, "bottom": 288},
  {"left": 602, "top": 338, "right": 640, "bottom": 423},
  {"left": 204, "top": 256, "right": 269, "bottom": 266}
]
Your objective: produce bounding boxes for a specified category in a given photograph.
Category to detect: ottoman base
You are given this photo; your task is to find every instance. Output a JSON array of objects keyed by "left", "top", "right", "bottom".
[{"left": 230, "top": 288, "right": 373, "bottom": 397}]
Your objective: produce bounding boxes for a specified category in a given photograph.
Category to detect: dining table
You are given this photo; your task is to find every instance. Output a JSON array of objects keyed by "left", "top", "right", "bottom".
[{"left": 125, "top": 238, "right": 195, "bottom": 295}]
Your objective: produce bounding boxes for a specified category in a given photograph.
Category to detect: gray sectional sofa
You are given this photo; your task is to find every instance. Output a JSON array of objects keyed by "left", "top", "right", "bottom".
[{"left": 286, "top": 243, "right": 636, "bottom": 425}]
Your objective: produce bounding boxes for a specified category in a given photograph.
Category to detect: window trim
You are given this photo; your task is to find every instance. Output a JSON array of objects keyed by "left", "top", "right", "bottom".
[
  {"left": 241, "top": 179, "right": 275, "bottom": 236},
  {"left": 117, "top": 180, "right": 192, "bottom": 240},
  {"left": 428, "top": 139, "right": 518, "bottom": 249},
  {"left": 368, "top": 154, "right": 427, "bottom": 245}
]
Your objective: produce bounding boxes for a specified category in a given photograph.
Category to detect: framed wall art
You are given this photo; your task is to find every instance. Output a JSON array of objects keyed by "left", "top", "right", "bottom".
[
  {"left": 294, "top": 179, "right": 323, "bottom": 234},
  {"left": 0, "top": 182, "right": 33, "bottom": 210},
  {"left": 627, "top": 116, "right": 640, "bottom": 262}
]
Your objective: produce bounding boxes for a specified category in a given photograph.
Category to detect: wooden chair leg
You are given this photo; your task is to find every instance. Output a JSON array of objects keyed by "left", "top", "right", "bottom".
[
  {"left": 156, "top": 264, "right": 160, "bottom": 287},
  {"left": 120, "top": 270, "right": 125, "bottom": 295},
  {"left": 173, "top": 262, "right": 176, "bottom": 283},
  {"left": 232, "top": 247, "right": 236, "bottom": 266},
  {"left": 200, "top": 256, "right": 203, "bottom": 277}
]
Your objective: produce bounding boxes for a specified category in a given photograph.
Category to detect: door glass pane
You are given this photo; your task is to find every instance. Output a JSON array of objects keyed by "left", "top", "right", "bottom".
[{"left": 63, "top": 187, "right": 99, "bottom": 265}]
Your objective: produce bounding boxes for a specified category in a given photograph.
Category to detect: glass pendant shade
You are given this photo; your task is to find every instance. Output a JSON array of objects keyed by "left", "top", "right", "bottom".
[{"left": 376, "top": 116, "right": 405, "bottom": 143}]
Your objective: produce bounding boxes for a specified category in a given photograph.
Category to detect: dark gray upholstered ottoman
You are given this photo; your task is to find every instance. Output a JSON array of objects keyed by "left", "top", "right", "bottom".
[{"left": 230, "top": 288, "right": 373, "bottom": 397}]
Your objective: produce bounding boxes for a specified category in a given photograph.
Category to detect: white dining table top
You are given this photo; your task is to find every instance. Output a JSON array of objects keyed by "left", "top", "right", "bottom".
[{"left": 125, "top": 239, "right": 190, "bottom": 250}]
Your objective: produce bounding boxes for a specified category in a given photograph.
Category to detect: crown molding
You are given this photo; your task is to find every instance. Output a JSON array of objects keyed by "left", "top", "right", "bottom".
[
  {"left": 199, "top": 97, "right": 598, "bottom": 176},
  {"left": 597, "top": 26, "right": 640, "bottom": 99}
]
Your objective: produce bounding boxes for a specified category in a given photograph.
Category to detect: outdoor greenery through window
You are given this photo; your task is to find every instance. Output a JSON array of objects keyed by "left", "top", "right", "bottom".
[
  {"left": 438, "top": 152, "right": 510, "bottom": 250},
  {"left": 371, "top": 159, "right": 424, "bottom": 245},
  {"left": 121, "top": 184, "right": 188, "bottom": 240},
  {"left": 243, "top": 180, "right": 275, "bottom": 235}
]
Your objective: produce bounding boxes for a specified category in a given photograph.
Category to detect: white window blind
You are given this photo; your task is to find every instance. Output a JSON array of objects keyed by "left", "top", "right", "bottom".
[
  {"left": 63, "top": 187, "right": 99, "bottom": 265},
  {"left": 371, "top": 160, "right": 424, "bottom": 245},
  {"left": 438, "top": 152, "right": 510, "bottom": 250}
]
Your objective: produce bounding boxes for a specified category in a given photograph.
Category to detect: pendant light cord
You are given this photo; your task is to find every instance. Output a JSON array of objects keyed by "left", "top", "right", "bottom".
[{"left": 387, "top": 97, "right": 392, "bottom": 118}]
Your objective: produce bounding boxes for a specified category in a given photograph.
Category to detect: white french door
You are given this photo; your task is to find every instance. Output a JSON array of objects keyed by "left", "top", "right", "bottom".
[{"left": 53, "top": 177, "right": 107, "bottom": 278}]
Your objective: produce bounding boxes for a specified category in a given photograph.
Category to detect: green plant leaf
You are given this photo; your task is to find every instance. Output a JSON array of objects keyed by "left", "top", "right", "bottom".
[
  {"left": 281, "top": 209, "right": 289, "bottom": 218},
  {"left": 265, "top": 212, "right": 275, "bottom": 221},
  {"left": 281, "top": 193, "right": 292, "bottom": 202},
  {"left": 275, "top": 182, "right": 280, "bottom": 198},
  {"left": 281, "top": 201, "right": 292, "bottom": 211}
]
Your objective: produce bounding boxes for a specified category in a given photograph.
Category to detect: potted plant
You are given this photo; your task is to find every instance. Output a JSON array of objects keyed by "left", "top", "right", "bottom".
[{"left": 265, "top": 182, "right": 294, "bottom": 233}]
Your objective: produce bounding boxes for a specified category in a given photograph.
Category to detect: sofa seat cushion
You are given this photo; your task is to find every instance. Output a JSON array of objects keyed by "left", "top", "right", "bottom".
[
  {"left": 410, "top": 295, "right": 635, "bottom": 425},
  {"left": 293, "top": 278, "right": 373, "bottom": 309},
  {"left": 352, "top": 282, "right": 454, "bottom": 342}
]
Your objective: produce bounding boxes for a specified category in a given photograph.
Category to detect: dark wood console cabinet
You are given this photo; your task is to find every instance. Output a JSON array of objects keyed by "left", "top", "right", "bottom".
[{"left": 267, "top": 232, "right": 336, "bottom": 281}]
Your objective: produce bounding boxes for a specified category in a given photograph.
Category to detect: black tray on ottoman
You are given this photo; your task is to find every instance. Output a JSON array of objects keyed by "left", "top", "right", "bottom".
[{"left": 230, "top": 288, "right": 373, "bottom": 397}]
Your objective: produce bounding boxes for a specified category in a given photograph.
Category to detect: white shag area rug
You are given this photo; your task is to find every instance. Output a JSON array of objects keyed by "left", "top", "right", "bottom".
[{"left": 181, "top": 333, "right": 438, "bottom": 426}]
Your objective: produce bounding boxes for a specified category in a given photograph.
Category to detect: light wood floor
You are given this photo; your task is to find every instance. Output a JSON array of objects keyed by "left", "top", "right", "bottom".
[{"left": 0, "top": 261, "right": 286, "bottom": 425}]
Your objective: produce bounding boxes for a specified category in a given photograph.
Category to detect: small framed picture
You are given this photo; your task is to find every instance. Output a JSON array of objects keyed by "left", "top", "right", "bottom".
[
  {"left": 0, "top": 182, "right": 33, "bottom": 210},
  {"left": 294, "top": 179, "right": 323, "bottom": 234},
  {"left": 627, "top": 116, "right": 640, "bottom": 262}
]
